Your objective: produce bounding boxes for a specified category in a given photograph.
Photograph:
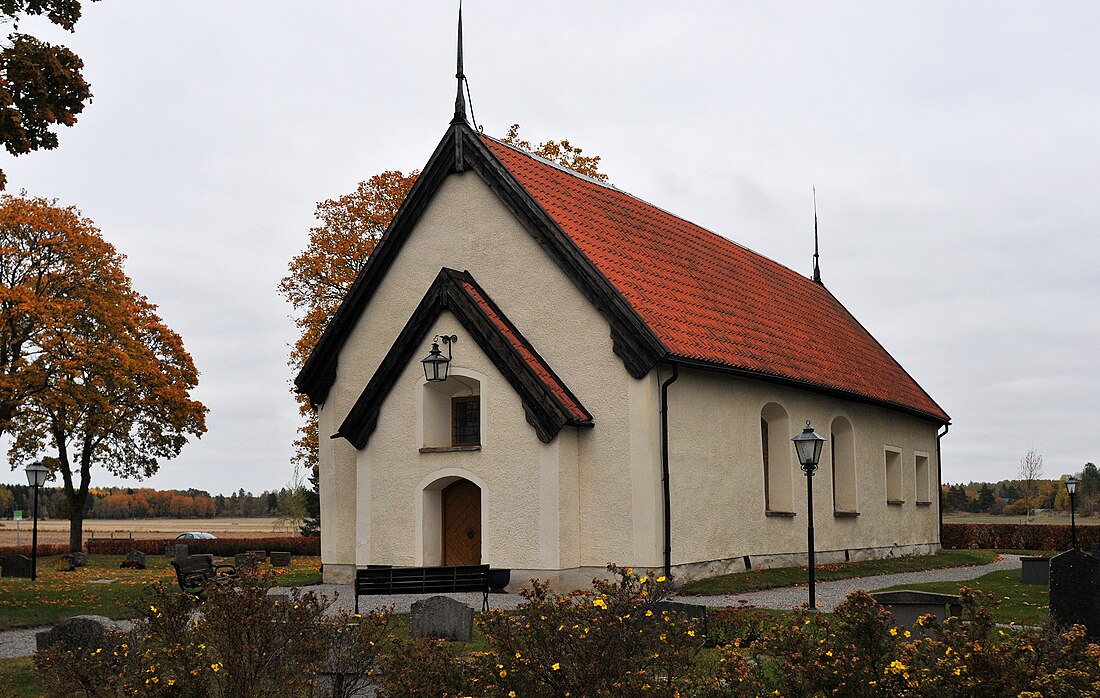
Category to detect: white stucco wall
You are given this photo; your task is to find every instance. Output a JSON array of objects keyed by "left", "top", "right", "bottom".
[
  {"left": 665, "top": 366, "right": 941, "bottom": 572},
  {"left": 318, "top": 171, "right": 662, "bottom": 580}
]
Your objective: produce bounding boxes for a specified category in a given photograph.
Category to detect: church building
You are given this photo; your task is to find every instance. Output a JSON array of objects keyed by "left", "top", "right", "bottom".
[{"left": 296, "top": 39, "right": 950, "bottom": 589}]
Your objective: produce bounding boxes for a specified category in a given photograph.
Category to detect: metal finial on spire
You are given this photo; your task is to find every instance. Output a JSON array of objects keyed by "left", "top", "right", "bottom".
[
  {"left": 451, "top": 3, "right": 467, "bottom": 125},
  {"left": 812, "top": 186, "right": 822, "bottom": 284}
]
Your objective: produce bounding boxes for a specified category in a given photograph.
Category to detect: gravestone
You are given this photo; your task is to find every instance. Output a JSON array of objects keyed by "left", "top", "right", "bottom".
[
  {"left": 1020, "top": 556, "right": 1049, "bottom": 586},
  {"left": 173, "top": 544, "right": 189, "bottom": 561},
  {"left": 871, "top": 590, "right": 962, "bottom": 637},
  {"left": 654, "top": 600, "right": 709, "bottom": 638},
  {"left": 1, "top": 554, "right": 33, "bottom": 578},
  {"left": 164, "top": 544, "right": 174, "bottom": 558},
  {"left": 1049, "top": 549, "right": 1100, "bottom": 640},
  {"left": 121, "top": 550, "right": 146, "bottom": 569},
  {"left": 410, "top": 595, "right": 474, "bottom": 642},
  {"left": 66, "top": 551, "right": 87, "bottom": 567},
  {"left": 235, "top": 552, "right": 259, "bottom": 570},
  {"left": 270, "top": 551, "right": 292, "bottom": 567},
  {"left": 247, "top": 549, "right": 267, "bottom": 562},
  {"left": 35, "top": 615, "right": 123, "bottom": 653}
]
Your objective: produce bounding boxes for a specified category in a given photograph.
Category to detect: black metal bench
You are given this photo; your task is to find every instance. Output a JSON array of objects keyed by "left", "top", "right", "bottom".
[
  {"left": 354, "top": 564, "right": 491, "bottom": 614},
  {"left": 170, "top": 554, "right": 236, "bottom": 598}
]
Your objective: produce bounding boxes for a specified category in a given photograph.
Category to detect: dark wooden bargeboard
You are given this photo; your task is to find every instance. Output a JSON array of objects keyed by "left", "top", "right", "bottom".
[{"left": 354, "top": 564, "right": 490, "bottom": 614}]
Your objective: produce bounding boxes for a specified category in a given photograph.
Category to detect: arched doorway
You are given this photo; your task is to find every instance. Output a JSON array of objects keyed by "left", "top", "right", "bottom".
[{"left": 441, "top": 479, "right": 481, "bottom": 566}]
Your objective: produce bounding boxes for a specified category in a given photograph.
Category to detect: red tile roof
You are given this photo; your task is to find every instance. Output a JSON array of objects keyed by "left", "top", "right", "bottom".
[
  {"left": 459, "top": 279, "right": 592, "bottom": 424},
  {"left": 481, "top": 135, "right": 949, "bottom": 424}
]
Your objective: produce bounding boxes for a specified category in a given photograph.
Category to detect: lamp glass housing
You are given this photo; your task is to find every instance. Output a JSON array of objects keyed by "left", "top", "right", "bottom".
[
  {"left": 792, "top": 422, "right": 826, "bottom": 469},
  {"left": 421, "top": 342, "right": 450, "bottom": 382},
  {"left": 1066, "top": 476, "right": 1079, "bottom": 496},
  {"left": 24, "top": 461, "right": 48, "bottom": 487}
]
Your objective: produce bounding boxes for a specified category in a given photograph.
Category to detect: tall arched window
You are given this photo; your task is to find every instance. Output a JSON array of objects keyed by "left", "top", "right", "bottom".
[
  {"left": 830, "top": 416, "right": 857, "bottom": 514},
  {"left": 761, "top": 403, "right": 793, "bottom": 513}
]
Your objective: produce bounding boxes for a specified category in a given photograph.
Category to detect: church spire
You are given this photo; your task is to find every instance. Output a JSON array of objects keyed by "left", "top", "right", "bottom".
[
  {"left": 812, "top": 186, "right": 822, "bottom": 284},
  {"left": 451, "top": 3, "right": 467, "bottom": 125}
]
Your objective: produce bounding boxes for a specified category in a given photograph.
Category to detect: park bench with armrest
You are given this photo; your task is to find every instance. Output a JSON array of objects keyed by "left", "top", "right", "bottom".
[
  {"left": 170, "top": 554, "right": 236, "bottom": 597},
  {"left": 354, "top": 564, "right": 491, "bottom": 614}
]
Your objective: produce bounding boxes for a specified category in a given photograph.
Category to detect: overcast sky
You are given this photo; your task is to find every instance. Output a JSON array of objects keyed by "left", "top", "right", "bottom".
[{"left": 1, "top": 2, "right": 1097, "bottom": 494}]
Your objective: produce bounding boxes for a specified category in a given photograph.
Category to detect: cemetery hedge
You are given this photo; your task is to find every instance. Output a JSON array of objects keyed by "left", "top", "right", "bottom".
[
  {"left": 0, "top": 542, "right": 70, "bottom": 559},
  {"left": 943, "top": 522, "right": 1089, "bottom": 551},
  {"left": 85, "top": 535, "right": 319, "bottom": 556}
]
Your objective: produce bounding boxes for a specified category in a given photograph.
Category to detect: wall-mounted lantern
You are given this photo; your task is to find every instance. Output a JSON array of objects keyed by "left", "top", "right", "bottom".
[{"left": 421, "top": 335, "right": 458, "bottom": 382}]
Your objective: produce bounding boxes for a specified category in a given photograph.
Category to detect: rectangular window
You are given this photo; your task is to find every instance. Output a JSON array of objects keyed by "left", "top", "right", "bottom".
[
  {"left": 885, "top": 448, "right": 903, "bottom": 504},
  {"left": 915, "top": 454, "right": 930, "bottom": 503},
  {"left": 451, "top": 396, "right": 480, "bottom": 447}
]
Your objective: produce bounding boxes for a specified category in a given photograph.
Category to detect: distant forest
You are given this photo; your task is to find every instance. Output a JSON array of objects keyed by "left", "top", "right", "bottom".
[
  {"left": 945, "top": 462, "right": 1100, "bottom": 516},
  {"left": 0, "top": 484, "right": 297, "bottom": 520}
]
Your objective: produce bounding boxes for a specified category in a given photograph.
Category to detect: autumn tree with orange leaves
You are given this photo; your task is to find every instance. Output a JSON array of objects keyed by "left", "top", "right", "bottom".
[
  {"left": 279, "top": 126, "right": 608, "bottom": 485},
  {"left": 2, "top": 194, "right": 207, "bottom": 551}
]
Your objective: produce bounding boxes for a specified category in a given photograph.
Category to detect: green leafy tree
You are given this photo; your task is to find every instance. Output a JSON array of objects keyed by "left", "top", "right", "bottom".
[
  {"left": 300, "top": 464, "right": 320, "bottom": 537},
  {"left": 0, "top": 0, "right": 101, "bottom": 188}
]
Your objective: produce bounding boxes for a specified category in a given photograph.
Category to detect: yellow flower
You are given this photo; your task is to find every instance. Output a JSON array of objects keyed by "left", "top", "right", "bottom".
[
  {"left": 639, "top": 576, "right": 648, "bottom": 583},
  {"left": 657, "top": 576, "right": 666, "bottom": 583},
  {"left": 645, "top": 610, "right": 653, "bottom": 617},
  {"left": 890, "top": 627, "right": 898, "bottom": 636},
  {"left": 515, "top": 651, "right": 522, "bottom": 658},
  {"left": 552, "top": 662, "right": 561, "bottom": 671},
  {"left": 500, "top": 669, "right": 507, "bottom": 678},
  {"left": 509, "top": 693, "right": 516, "bottom": 698},
  {"left": 593, "top": 598, "right": 607, "bottom": 609},
  {"left": 903, "top": 630, "right": 911, "bottom": 638},
  {"left": 687, "top": 630, "right": 696, "bottom": 637},
  {"left": 211, "top": 662, "right": 222, "bottom": 672}
]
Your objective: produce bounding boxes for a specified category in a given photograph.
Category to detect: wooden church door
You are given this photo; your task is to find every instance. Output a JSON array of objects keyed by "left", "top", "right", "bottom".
[{"left": 441, "top": 480, "right": 481, "bottom": 566}]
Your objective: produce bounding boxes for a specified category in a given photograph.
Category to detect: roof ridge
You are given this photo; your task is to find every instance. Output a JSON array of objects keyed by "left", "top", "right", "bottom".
[{"left": 479, "top": 132, "right": 814, "bottom": 287}]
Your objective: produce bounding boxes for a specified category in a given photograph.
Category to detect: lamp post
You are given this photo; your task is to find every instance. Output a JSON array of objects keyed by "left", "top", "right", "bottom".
[
  {"left": 421, "top": 335, "right": 457, "bottom": 382},
  {"left": 24, "top": 461, "right": 48, "bottom": 582},
  {"left": 792, "top": 421, "right": 826, "bottom": 609},
  {"left": 1066, "top": 476, "right": 1079, "bottom": 550}
]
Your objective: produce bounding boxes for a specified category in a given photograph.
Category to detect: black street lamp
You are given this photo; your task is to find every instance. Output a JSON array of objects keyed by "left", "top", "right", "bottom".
[
  {"left": 792, "top": 421, "right": 827, "bottom": 609},
  {"left": 1066, "top": 476, "right": 1079, "bottom": 550},
  {"left": 24, "top": 461, "right": 48, "bottom": 582},
  {"left": 421, "top": 335, "right": 457, "bottom": 382}
]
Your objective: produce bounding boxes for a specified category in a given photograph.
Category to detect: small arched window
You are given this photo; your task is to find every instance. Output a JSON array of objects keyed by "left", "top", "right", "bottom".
[
  {"left": 761, "top": 403, "right": 793, "bottom": 513},
  {"left": 830, "top": 416, "right": 857, "bottom": 514}
]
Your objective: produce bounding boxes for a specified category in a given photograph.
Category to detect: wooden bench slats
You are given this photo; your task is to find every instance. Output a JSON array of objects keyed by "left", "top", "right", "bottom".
[{"left": 354, "top": 564, "right": 491, "bottom": 614}]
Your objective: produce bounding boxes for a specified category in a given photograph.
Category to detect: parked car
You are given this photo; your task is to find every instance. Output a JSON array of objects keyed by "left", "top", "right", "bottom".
[{"left": 176, "top": 532, "right": 217, "bottom": 540}]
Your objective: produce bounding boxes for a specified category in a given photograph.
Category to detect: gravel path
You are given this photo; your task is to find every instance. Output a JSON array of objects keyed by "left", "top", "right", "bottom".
[
  {"left": 678, "top": 554, "right": 1022, "bottom": 611},
  {"left": 0, "top": 556, "right": 1021, "bottom": 659}
]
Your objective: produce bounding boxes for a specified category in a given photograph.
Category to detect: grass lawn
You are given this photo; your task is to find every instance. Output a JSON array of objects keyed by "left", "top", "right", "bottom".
[
  {"left": 872, "top": 568, "right": 1049, "bottom": 627},
  {"left": 0, "top": 657, "right": 36, "bottom": 698},
  {"left": 680, "top": 549, "right": 1000, "bottom": 595},
  {"left": 0, "top": 554, "right": 322, "bottom": 630}
]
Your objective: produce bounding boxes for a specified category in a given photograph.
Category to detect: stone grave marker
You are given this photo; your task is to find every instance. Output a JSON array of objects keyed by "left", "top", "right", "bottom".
[
  {"left": 36, "top": 615, "right": 124, "bottom": 653},
  {"left": 654, "top": 600, "right": 709, "bottom": 637},
  {"left": 1049, "top": 549, "right": 1100, "bottom": 640},
  {"left": 1, "top": 554, "right": 33, "bottom": 578},
  {"left": 70, "top": 551, "right": 87, "bottom": 567},
  {"left": 410, "top": 595, "right": 474, "bottom": 642},
  {"left": 270, "top": 551, "right": 292, "bottom": 567},
  {"left": 121, "top": 550, "right": 146, "bottom": 569},
  {"left": 164, "top": 544, "right": 174, "bottom": 558},
  {"left": 247, "top": 549, "right": 267, "bottom": 562},
  {"left": 173, "top": 544, "right": 189, "bottom": 561},
  {"left": 235, "top": 552, "right": 259, "bottom": 570},
  {"left": 871, "top": 590, "right": 962, "bottom": 637}
]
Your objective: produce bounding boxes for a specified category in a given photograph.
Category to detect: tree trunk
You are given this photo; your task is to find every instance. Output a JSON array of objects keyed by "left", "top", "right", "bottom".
[{"left": 68, "top": 494, "right": 85, "bottom": 552}]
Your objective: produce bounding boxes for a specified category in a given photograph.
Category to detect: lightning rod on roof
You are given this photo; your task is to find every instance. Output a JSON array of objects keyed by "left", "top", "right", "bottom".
[
  {"left": 450, "top": 2, "right": 479, "bottom": 130},
  {"left": 812, "top": 186, "right": 822, "bottom": 284}
]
